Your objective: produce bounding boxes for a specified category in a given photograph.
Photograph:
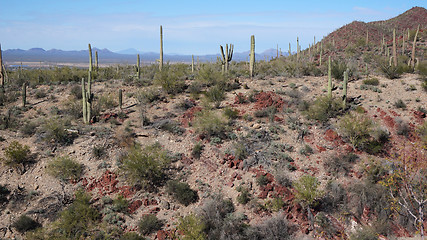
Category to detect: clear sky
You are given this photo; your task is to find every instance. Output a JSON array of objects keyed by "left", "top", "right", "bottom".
[{"left": 0, "top": 0, "right": 425, "bottom": 55}]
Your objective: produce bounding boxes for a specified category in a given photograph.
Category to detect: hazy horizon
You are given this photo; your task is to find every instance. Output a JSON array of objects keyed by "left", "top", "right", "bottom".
[{"left": 1, "top": 0, "right": 426, "bottom": 55}]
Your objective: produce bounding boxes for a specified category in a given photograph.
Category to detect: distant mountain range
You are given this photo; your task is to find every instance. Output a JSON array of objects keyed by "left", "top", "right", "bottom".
[{"left": 2, "top": 47, "right": 285, "bottom": 65}]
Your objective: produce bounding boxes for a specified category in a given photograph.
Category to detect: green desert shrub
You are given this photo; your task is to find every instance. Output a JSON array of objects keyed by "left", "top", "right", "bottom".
[
  {"left": 178, "top": 214, "right": 206, "bottom": 240},
  {"left": 154, "top": 65, "right": 186, "bottom": 95},
  {"left": 39, "top": 117, "right": 75, "bottom": 146},
  {"left": 1, "top": 141, "right": 32, "bottom": 174},
  {"left": 394, "top": 99, "right": 406, "bottom": 109},
  {"left": 304, "top": 96, "right": 342, "bottom": 123},
  {"left": 120, "top": 232, "right": 146, "bottom": 240},
  {"left": 246, "top": 214, "right": 293, "bottom": 240},
  {"left": 338, "top": 112, "right": 389, "bottom": 153},
  {"left": 119, "top": 143, "right": 171, "bottom": 190},
  {"left": 112, "top": 194, "right": 129, "bottom": 213},
  {"left": 12, "top": 215, "right": 41, "bottom": 233},
  {"left": 236, "top": 186, "right": 251, "bottom": 205},
  {"left": 362, "top": 78, "right": 379, "bottom": 86},
  {"left": 323, "top": 153, "right": 359, "bottom": 177},
  {"left": 46, "top": 156, "right": 84, "bottom": 182},
  {"left": 191, "top": 142, "right": 204, "bottom": 159},
  {"left": 293, "top": 175, "right": 323, "bottom": 207},
  {"left": 166, "top": 180, "right": 198, "bottom": 206},
  {"left": 136, "top": 87, "right": 161, "bottom": 104},
  {"left": 138, "top": 214, "right": 163, "bottom": 235},
  {"left": 53, "top": 190, "right": 100, "bottom": 239},
  {"left": 204, "top": 85, "right": 225, "bottom": 108},
  {"left": 0, "top": 184, "right": 10, "bottom": 204},
  {"left": 192, "top": 110, "right": 229, "bottom": 138},
  {"left": 331, "top": 60, "right": 349, "bottom": 80}
]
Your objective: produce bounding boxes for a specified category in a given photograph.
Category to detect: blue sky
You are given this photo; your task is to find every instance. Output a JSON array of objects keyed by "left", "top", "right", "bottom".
[{"left": 0, "top": 0, "right": 425, "bottom": 55}]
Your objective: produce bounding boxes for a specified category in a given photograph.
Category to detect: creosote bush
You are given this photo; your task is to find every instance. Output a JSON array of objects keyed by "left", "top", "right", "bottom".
[
  {"left": 12, "top": 215, "right": 41, "bottom": 233},
  {"left": 138, "top": 214, "right": 163, "bottom": 235},
  {"left": 39, "top": 116, "right": 75, "bottom": 146},
  {"left": 304, "top": 96, "right": 342, "bottom": 123},
  {"left": 178, "top": 214, "right": 206, "bottom": 240},
  {"left": 293, "top": 175, "right": 323, "bottom": 207},
  {"left": 0, "top": 184, "right": 10, "bottom": 204},
  {"left": 119, "top": 143, "right": 170, "bottom": 190},
  {"left": 1, "top": 141, "right": 32, "bottom": 174},
  {"left": 46, "top": 156, "right": 84, "bottom": 182},
  {"left": 192, "top": 110, "right": 229, "bottom": 139},
  {"left": 166, "top": 180, "right": 198, "bottom": 206}
]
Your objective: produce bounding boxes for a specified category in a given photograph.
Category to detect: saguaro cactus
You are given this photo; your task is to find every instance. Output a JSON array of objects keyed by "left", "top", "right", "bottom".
[
  {"left": 342, "top": 69, "right": 348, "bottom": 108},
  {"left": 250, "top": 35, "right": 255, "bottom": 78},
  {"left": 0, "top": 44, "right": 4, "bottom": 89},
  {"left": 392, "top": 29, "right": 397, "bottom": 67},
  {"left": 297, "top": 37, "right": 300, "bottom": 61},
  {"left": 191, "top": 55, "right": 194, "bottom": 73},
  {"left": 119, "top": 89, "right": 123, "bottom": 110},
  {"left": 82, "top": 44, "right": 94, "bottom": 124},
  {"left": 159, "top": 25, "right": 163, "bottom": 71},
  {"left": 220, "top": 44, "right": 233, "bottom": 74},
  {"left": 95, "top": 51, "right": 99, "bottom": 72},
  {"left": 402, "top": 34, "right": 405, "bottom": 55},
  {"left": 22, "top": 82, "right": 27, "bottom": 107},
  {"left": 319, "top": 42, "right": 323, "bottom": 66},
  {"left": 328, "top": 56, "right": 332, "bottom": 98},
  {"left": 409, "top": 25, "right": 419, "bottom": 67},
  {"left": 288, "top": 43, "right": 291, "bottom": 57},
  {"left": 137, "top": 54, "right": 141, "bottom": 79}
]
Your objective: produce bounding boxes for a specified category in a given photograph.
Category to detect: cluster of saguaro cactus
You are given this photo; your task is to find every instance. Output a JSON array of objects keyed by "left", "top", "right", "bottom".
[
  {"left": 0, "top": 44, "right": 4, "bottom": 89},
  {"left": 82, "top": 44, "right": 94, "bottom": 124},
  {"left": 409, "top": 25, "right": 419, "bottom": 67},
  {"left": 220, "top": 44, "right": 233, "bottom": 73},
  {"left": 159, "top": 25, "right": 163, "bottom": 71},
  {"left": 250, "top": 35, "right": 255, "bottom": 78},
  {"left": 136, "top": 54, "right": 141, "bottom": 79}
]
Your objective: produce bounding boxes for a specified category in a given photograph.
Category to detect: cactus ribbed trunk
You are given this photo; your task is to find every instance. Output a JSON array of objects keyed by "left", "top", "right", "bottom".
[
  {"left": 402, "top": 34, "right": 405, "bottom": 55},
  {"left": 82, "top": 78, "right": 87, "bottom": 124},
  {"left": 288, "top": 43, "right": 291, "bottom": 57},
  {"left": 328, "top": 56, "right": 332, "bottom": 98},
  {"left": 191, "top": 55, "right": 194, "bottom": 73},
  {"left": 0, "top": 44, "right": 4, "bottom": 89},
  {"left": 95, "top": 51, "right": 98, "bottom": 72},
  {"left": 366, "top": 29, "right": 369, "bottom": 45},
  {"left": 297, "top": 37, "right": 300, "bottom": 61},
  {"left": 250, "top": 35, "right": 255, "bottom": 78},
  {"left": 119, "top": 89, "right": 123, "bottom": 110},
  {"left": 392, "top": 29, "right": 397, "bottom": 67},
  {"left": 22, "top": 82, "right": 26, "bottom": 107},
  {"left": 220, "top": 44, "right": 233, "bottom": 74},
  {"left": 343, "top": 69, "right": 348, "bottom": 109},
  {"left": 137, "top": 54, "right": 141, "bottom": 79},
  {"left": 159, "top": 25, "right": 163, "bottom": 71},
  {"left": 276, "top": 44, "right": 279, "bottom": 59},
  {"left": 319, "top": 42, "right": 323, "bottom": 66},
  {"left": 409, "top": 25, "right": 419, "bottom": 67}
]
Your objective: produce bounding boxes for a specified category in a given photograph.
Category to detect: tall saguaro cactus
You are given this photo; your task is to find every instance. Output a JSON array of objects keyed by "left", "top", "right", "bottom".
[
  {"left": 327, "top": 56, "right": 332, "bottom": 98},
  {"left": 288, "top": 43, "right": 291, "bottom": 57},
  {"left": 191, "top": 55, "right": 194, "bottom": 73},
  {"left": 159, "top": 25, "right": 163, "bottom": 71},
  {"left": 296, "top": 37, "right": 300, "bottom": 61},
  {"left": 22, "top": 82, "right": 27, "bottom": 107},
  {"left": 409, "top": 25, "right": 419, "bottom": 68},
  {"left": 392, "top": 29, "right": 397, "bottom": 67},
  {"left": 342, "top": 69, "right": 348, "bottom": 108},
  {"left": 137, "top": 54, "right": 141, "bottom": 79},
  {"left": 250, "top": 35, "right": 255, "bottom": 78},
  {"left": 82, "top": 44, "right": 94, "bottom": 124},
  {"left": 220, "top": 44, "right": 233, "bottom": 74},
  {"left": 95, "top": 51, "right": 99, "bottom": 72},
  {"left": 0, "top": 44, "right": 4, "bottom": 89}
]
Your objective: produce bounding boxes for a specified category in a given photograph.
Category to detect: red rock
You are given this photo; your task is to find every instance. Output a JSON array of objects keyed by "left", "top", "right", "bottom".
[
  {"left": 231, "top": 172, "right": 238, "bottom": 179},
  {"left": 236, "top": 174, "right": 242, "bottom": 180},
  {"left": 265, "top": 173, "right": 274, "bottom": 182},
  {"left": 325, "top": 129, "right": 339, "bottom": 142},
  {"left": 316, "top": 145, "right": 326, "bottom": 153},
  {"left": 128, "top": 200, "right": 142, "bottom": 214},
  {"left": 258, "top": 190, "right": 269, "bottom": 199},
  {"left": 157, "top": 230, "right": 167, "bottom": 240}
]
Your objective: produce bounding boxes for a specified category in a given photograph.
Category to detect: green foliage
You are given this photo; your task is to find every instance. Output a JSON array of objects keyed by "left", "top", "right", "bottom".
[
  {"left": 246, "top": 214, "right": 293, "bottom": 240},
  {"left": 120, "top": 232, "right": 146, "bottom": 240},
  {"left": 112, "top": 194, "right": 129, "bottom": 213},
  {"left": 54, "top": 190, "right": 100, "bottom": 239},
  {"left": 304, "top": 96, "right": 342, "bottom": 123},
  {"left": 191, "top": 142, "right": 204, "bottom": 159},
  {"left": 299, "top": 144, "right": 313, "bottom": 156},
  {"left": 338, "top": 112, "right": 389, "bottom": 153},
  {"left": 119, "top": 143, "right": 170, "bottom": 190},
  {"left": 166, "top": 180, "right": 198, "bottom": 206},
  {"left": 265, "top": 197, "right": 285, "bottom": 212},
  {"left": 12, "top": 215, "right": 41, "bottom": 233},
  {"left": 138, "top": 214, "right": 163, "bottom": 235},
  {"left": 362, "top": 78, "right": 379, "bottom": 86},
  {"left": 92, "top": 145, "right": 106, "bottom": 159},
  {"left": 39, "top": 117, "right": 75, "bottom": 146},
  {"left": 293, "top": 175, "right": 323, "bottom": 207},
  {"left": 154, "top": 64, "right": 186, "bottom": 95},
  {"left": 324, "top": 153, "right": 359, "bottom": 177},
  {"left": 394, "top": 99, "right": 406, "bottom": 109},
  {"left": 197, "top": 64, "right": 224, "bottom": 86},
  {"left": 20, "top": 121, "right": 39, "bottom": 136},
  {"left": 256, "top": 175, "right": 269, "bottom": 186},
  {"left": 331, "top": 60, "right": 348, "bottom": 80},
  {"left": 1, "top": 141, "right": 31, "bottom": 173},
  {"left": 136, "top": 87, "right": 161, "bottom": 104},
  {"left": 178, "top": 214, "right": 206, "bottom": 240},
  {"left": 236, "top": 186, "right": 251, "bottom": 205},
  {"left": 223, "top": 107, "right": 239, "bottom": 120},
  {"left": 97, "top": 92, "right": 119, "bottom": 110},
  {"left": 350, "top": 226, "right": 378, "bottom": 240},
  {"left": 46, "top": 156, "right": 84, "bottom": 182},
  {"left": 417, "top": 121, "right": 427, "bottom": 146},
  {"left": 0, "top": 184, "right": 10, "bottom": 204},
  {"left": 192, "top": 110, "right": 229, "bottom": 138},
  {"left": 204, "top": 85, "right": 225, "bottom": 108},
  {"left": 70, "top": 84, "right": 82, "bottom": 99}
]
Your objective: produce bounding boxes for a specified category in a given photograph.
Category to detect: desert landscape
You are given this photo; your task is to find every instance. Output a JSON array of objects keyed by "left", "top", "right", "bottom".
[{"left": 0, "top": 5, "right": 426, "bottom": 240}]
